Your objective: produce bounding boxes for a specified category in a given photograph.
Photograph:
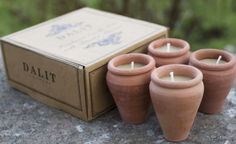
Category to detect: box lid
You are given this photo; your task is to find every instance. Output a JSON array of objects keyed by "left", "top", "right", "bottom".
[{"left": 2, "top": 7, "right": 167, "bottom": 67}]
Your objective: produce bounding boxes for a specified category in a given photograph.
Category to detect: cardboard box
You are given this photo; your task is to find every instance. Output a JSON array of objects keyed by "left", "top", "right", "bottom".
[{"left": 0, "top": 7, "right": 168, "bottom": 121}]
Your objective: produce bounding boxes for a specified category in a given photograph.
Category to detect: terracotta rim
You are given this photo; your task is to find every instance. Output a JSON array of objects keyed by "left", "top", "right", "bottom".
[
  {"left": 108, "top": 53, "right": 155, "bottom": 76},
  {"left": 151, "top": 64, "right": 203, "bottom": 89},
  {"left": 148, "top": 38, "right": 190, "bottom": 58},
  {"left": 190, "top": 49, "right": 236, "bottom": 71}
]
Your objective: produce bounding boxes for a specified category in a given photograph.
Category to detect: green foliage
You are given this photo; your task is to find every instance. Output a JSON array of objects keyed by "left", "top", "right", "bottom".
[{"left": 0, "top": 0, "right": 235, "bottom": 51}]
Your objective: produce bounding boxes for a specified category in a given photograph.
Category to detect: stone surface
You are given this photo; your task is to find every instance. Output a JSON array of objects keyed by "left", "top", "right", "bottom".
[{"left": 0, "top": 48, "right": 236, "bottom": 144}]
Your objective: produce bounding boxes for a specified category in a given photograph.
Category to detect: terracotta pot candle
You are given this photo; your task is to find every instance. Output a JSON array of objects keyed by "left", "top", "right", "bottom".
[
  {"left": 148, "top": 38, "right": 191, "bottom": 67},
  {"left": 189, "top": 49, "right": 236, "bottom": 114},
  {"left": 150, "top": 64, "right": 204, "bottom": 142},
  {"left": 106, "top": 53, "right": 155, "bottom": 124}
]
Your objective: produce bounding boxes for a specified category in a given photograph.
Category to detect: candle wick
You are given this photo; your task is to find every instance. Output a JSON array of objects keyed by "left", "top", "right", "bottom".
[
  {"left": 216, "top": 55, "right": 222, "bottom": 64},
  {"left": 167, "top": 43, "right": 171, "bottom": 52},
  {"left": 131, "top": 61, "right": 134, "bottom": 69},
  {"left": 170, "top": 71, "right": 174, "bottom": 82}
]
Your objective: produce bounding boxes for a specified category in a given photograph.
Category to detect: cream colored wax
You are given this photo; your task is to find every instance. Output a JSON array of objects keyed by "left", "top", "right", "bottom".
[
  {"left": 116, "top": 63, "right": 145, "bottom": 70},
  {"left": 156, "top": 43, "right": 181, "bottom": 52},
  {"left": 161, "top": 75, "right": 192, "bottom": 82},
  {"left": 200, "top": 59, "right": 227, "bottom": 64}
]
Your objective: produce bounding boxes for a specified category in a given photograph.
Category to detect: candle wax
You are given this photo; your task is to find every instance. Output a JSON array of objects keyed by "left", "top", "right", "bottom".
[
  {"left": 156, "top": 45, "right": 181, "bottom": 52},
  {"left": 116, "top": 63, "right": 145, "bottom": 70},
  {"left": 160, "top": 75, "right": 192, "bottom": 81},
  {"left": 200, "top": 59, "right": 227, "bottom": 64}
]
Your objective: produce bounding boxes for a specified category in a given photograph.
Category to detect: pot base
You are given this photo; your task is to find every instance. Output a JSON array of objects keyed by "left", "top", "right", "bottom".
[
  {"left": 107, "top": 80, "right": 151, "bottom": 124},
  {"left": 164, "top": 134, "right": 189, "bottom": 142},
  {"left": 198, "top": 102, "right": 224, "bottom": 114}
]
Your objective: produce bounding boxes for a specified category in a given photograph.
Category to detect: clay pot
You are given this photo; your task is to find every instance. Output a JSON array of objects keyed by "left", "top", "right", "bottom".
[
  {"left": 148, "top": 38, "right": 191, "bottom": 67},
  {"left": 150, "top": 64, "right": 204, "bottom": 142},
  {"left": 189, "top": 49, "right": 236, "bottom": 114},
  {"left": 106, "top": 53, "right": 156, "bottom": 124}
]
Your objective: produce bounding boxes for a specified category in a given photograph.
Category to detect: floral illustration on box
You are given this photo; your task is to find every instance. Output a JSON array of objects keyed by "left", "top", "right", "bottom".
[
  {"left": 46, "top": 23, "right": 83, "bottom": 37},
  {"left": 85, "top": 32, "right": 122, "bottom": 48}
]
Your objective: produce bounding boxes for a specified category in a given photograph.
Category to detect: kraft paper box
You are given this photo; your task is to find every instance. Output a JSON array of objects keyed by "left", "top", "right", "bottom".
[{"left": 0, "top": 7, "right": 168, "bottom": 121}]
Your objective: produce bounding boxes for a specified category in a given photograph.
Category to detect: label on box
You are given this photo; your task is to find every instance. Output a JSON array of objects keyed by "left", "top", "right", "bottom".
[{"left": 5, "top": 8, "right": 166, "bottom": 66}]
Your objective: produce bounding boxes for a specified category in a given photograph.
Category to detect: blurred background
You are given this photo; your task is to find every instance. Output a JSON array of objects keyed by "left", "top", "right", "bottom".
[{"left": 0, "top": 0, "right": 235, "bottom": 52}]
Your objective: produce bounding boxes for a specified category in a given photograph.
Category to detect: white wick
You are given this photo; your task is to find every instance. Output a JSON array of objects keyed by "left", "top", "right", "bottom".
[
  {"left": 216, "top": 55, "right": 222, "bottom": 64},
  {"left": 170, "top": 71, "right": 174, "bottom": 82},
  {"left": 131, "top": 61, "right": 134, "bottom": 69},
  {"left": 167, "top": 43, "right": 171, "bottom": 52}
]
